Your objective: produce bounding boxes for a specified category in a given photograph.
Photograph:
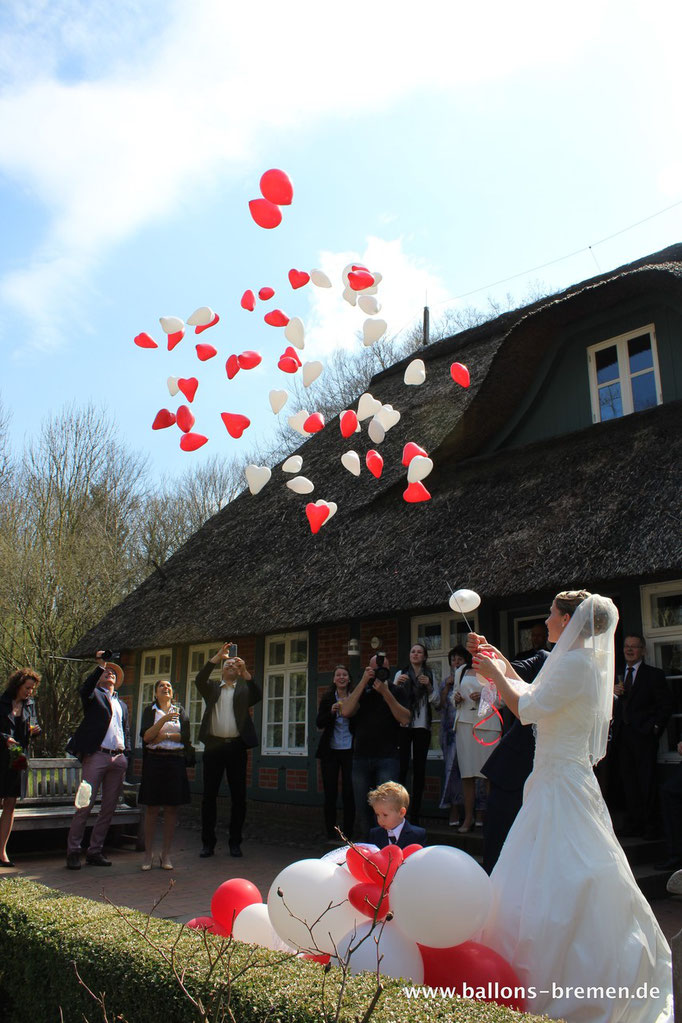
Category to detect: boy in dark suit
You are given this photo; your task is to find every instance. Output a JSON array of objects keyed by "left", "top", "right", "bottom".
[{"left": 367, "top": 781, "right": 426, "bottom": 849}]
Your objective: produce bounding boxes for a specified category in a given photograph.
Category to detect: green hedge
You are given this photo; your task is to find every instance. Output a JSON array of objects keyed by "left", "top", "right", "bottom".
[{"left": 0, "top": 880, "right": 550, "bottom": 1023}]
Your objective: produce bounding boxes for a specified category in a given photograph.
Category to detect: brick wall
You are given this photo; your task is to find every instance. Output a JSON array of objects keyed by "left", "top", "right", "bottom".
[
  {"left": 286, "top": 768, "right": 308, "bottom": 792},
  {"left": 317, "top": 624, "right": 351, "bottom": 671},
  {"left": 360, "top": 619, "right": 398, "bottom": 666},
  {"left": 258, "top": 767, "right": 279, "bottom": 789}
]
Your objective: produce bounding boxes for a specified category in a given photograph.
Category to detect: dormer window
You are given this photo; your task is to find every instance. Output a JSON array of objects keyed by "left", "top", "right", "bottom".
[{"left": 587, "top": 325, "right": 662, "bottom": 423}]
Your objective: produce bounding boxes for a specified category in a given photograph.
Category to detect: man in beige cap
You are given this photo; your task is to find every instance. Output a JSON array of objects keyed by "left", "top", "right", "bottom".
[{"left": 66, "top": 649, "right": 130, "bottom": 869}]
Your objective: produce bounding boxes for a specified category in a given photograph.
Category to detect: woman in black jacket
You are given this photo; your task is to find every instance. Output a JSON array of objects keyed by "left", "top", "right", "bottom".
[
  {"left": 316, "top": 665, "right": 355, "bottom": 842},
  {"left": 0, "top": 668, "right": 41, "bottom": 866},
  {"left": 139, "top": 679, "right": 190, "bottom": 870}
]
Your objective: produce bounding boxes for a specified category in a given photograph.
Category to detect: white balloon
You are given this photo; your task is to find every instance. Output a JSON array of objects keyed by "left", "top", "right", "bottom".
[
  {"left": 358, "top": 295, "right": 381, "bottom": 315},
  {"left": 390, "top": 846, "right": 491, "bottom": 948},
  {"left": 375, "top": 404, "right": 401, "bottom": 431},
  {"left": 159, "top": 315, "right": 184, "bottom": 334},
  {"left": 341, "top": 263, "right": 354, "bottom": 285},
  {"left": 302, "top": 361, "right": 323, "bottom": 388},
  {"left": 233, "top": 904, "right": 294, "bottom": 952},
  {"left": 312, "top": 499, "right": 337, "bottom": 526},
  {"left": 267, "top": 859, "right": 361, "bottom": 955},
  {"left": 337, "top": 920, "right": 423, "bottom": 981},
  {"left": 186, "top": 306, "right": 215, "bottom": 326},
  {"left": 286, "top": 476, "right": 314, "bottom": 495},
  {"left": 245, "top": 465, "right": 271, "bottom": 496},
  {"left": 341, "top": 451, "right": 361, "bottom": 476},
  {"left": 449, "top": 588, "right": 482, "bottom": 614},
  {"left": 167, "top": 376, "right": 179, "bottom": 397},
  {"left": 371, "top": 271, "right": 383, "bottom": 285},
  {"left": 367, "top": 417, "right": 385, "bottom": 445},
  {"left": 282, "top": 455, "right": 303, "bottom": 474},
  {"left": 269, "top": 389, "right": 289, "bottom": 414},
  {"left": 362, "top": 319, "right": 387, "bottom": 346},
  {"left": 284, "top": 317, "right": 305, "bottom": 349},
  {"left": 310, "top": 269, "right": 332, "bottom": 288},
  {"left": 287, "top": 410, "right": 309, "bottom": 436},
  {"left": 356, "top": 392, "right": 382, "bottom": 421},
  {"left": 403, "top": 359, "right": 426, "bottom": 386},
  {"left": 342, "top": 286, "right": 358, "bottom": 307},
  {"left": 407, "top": 456, "right": 434, "bottom": 483}
]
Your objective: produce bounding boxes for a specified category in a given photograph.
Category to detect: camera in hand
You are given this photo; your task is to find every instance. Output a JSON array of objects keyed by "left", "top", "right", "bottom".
[
  {"left": 366, "top": 652, "right": 390, "bottom": 690},
  {"left": 99, "top": 649, "right": 120, "bottom": 661}
]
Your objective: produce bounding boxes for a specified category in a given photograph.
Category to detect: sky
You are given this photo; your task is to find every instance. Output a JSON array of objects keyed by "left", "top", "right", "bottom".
[{"left": 1, "top": 0, "right": 681, "bottom": 482}]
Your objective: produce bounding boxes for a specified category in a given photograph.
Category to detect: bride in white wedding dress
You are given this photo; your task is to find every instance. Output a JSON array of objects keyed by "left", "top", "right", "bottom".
[{"left": 472, "top": 591, "right": 672, "bottom": 1023}]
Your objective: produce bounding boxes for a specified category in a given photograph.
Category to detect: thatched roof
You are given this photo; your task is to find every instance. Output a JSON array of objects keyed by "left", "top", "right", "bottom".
[{"left": 71, "top": 245, "right": 682, "bottom": 653}]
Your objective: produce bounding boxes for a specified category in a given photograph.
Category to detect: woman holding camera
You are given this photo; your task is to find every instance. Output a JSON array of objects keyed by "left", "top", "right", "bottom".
[
  {"left": 316, "top": 664, "right": 355, "bottom": 842},
  {"left": 0, "top": 668, "right": 41, "bottom": 867},
  {"left": 139, "top": 679, "right": 191, "bottom": 870},
  {"left": 394, "top": 644, "right": 439, "bottom": 825}
]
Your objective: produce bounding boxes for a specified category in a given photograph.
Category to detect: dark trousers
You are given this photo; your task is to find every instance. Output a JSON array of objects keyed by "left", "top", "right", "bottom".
[
  {"left": 483, "top": 783, "right": 524, "bottom": 875},
  {"left": 661, "top": 763, "right": 682, "bottom": 858},
  {"left": 201, "top": 738, "right": 247, "bottom": 848},
  {"left": 398, "top": 727, "right": 431, "bottom": 823},
  {"left": 619, "top": 725, "right": 659, "bottom": 833},
  {"left": 352, "top": 756, "right": 400, "bottom": 840},
  {"left": 320, "top": 749, "right": 355, "bottom": 839}
]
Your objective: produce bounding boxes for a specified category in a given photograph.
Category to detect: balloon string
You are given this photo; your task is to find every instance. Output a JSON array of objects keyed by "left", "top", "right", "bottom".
[{"left": 473, "top": 705, "right": 504, "bottom": 746}]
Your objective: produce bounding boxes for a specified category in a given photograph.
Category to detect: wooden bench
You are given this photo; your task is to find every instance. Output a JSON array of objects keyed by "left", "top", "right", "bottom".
[{"left": 12, "top": 757, "right": 143, "bottom": 845}]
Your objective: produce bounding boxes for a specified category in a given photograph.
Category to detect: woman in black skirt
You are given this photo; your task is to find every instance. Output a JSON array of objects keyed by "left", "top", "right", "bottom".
[
  {"left": 0, "top": 668, "right": 41, "bottom": 867},
  {"left": 139, "top": 679, "right": 190, "bottom": 870}
]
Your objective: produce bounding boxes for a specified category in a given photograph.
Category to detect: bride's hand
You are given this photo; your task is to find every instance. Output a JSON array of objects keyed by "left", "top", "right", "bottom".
[{"left": 472, "top": 653, "right": 505, "bottom": 685}]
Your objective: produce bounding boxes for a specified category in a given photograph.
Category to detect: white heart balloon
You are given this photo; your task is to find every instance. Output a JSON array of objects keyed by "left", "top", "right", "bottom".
[
  {"left": 404, "top": 359, "right": 426, "bottom": 386},
  {"left": 363, "top": 318, "right": 387, "bottom": 346},
  {"left": 302, "top": 361, "right": 323, "bottom": 388},
  {"left": 167, "top": 376, "right": 179, "bottom": 397},
  {"left": 312, "top": 499, "right": 337, "bottom": 526},
  {"left": 286, "top": 476, "right": 314, "bottom": 495},
  {"left": 358, "top": 295, "right": 381, "bottom": 315},
  {"left": 376, "top": 404, "right": 401, "bottom": 431},
  {"left": 284, "top": 317, "right": 305, "bottom": 349},
  {"left": 342, "top": 286, "right": 358, "bottom": 307},
  {"left": 407, "top": 455, "right": 434, "bottom": 483},
  {"left": 341, "top": 451, "right": 361, "bottom": 476},
  {"left": 368, "top": 417, "right": 386, "bottom": 444},
  {"left": 341, "top": 263, "right": 354, "bottom": 285},
  {"left": 282, "top": 455, "right": 303, "bottom": 474},
  {"left": 269, "top": 389, "right": 289, "bottom": 414},
  {"left": 159, "top": 315, "right": 184, "bottom": 334},
  {"left": 310, "top": 269, "right": 332, "bottom": 288},
  {"left": 372, "top": 271, "right": 383, "bottom": 284},
  {"left": 287, "top": 410, "right": 309, "bottom": 436},
  {"left": 186, "top": 306, "right": 214, "bottom": 326},
  {"left": 356, "top": 392, "right": 382, "bottom": 421},
  {"left": 449, "top": 588, "right": 482, "bottom": 614},
  {"left": 245, "top": 464, "right": 271, "bottom": 496}
]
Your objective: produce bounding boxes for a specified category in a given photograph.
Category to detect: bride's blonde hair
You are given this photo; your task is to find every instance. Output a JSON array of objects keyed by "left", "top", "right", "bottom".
[
  {"left": 555, "top": 590, "right": 592, "bottom": 617},
  {"left": 555, "top": 590, "right": 613, "bottom": 636}
]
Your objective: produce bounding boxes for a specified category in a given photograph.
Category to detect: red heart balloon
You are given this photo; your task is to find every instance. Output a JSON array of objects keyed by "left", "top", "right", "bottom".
[
  {"left": 195, "top": 312, "right": 219, "bottom": 335},
  {"left": 417, "top": 941, "right": 525, "bottom": 1010},
  {"left": 225, "top": 355, "right": 240, "bottom": 380},
  {"left": 404, "top": 480, "right": 431, "bottom": 503},
  {"left": 186, "top": 916, "right": 230, "bottom": 936},
  {"left": 362, "top": 844, "right": 404, "bottom": 887},
  {"left": 288, "top": 268, "right": 310, "bottom": 290},
  {"left": 260, "top": 168, "right": 293, "bottom": 206},
  {"left": 345, "top": 845, "right": 377, "bottom": 882},
  {"left": 248, "top": 197, "right": 282, "bottom": 229},
  {"left": 241, "top": 290, "right": 256, "bottom": 311},
  {"left": 351, "top": 264, "right": 369, "bottom": 272},
  {"left": 178, "top": 377, "right": 199, "bottom": 403},
  {"left": 301, "top": 952, "right": 331, "bottom": 965},
  {"left": 402, "top": 442, "right": 428, "bottom": 466},
  {"left": 176, "top": 405, "right": 195, "bottom": 433},
  {"left": 348, "top": 882, "right": 391, "bottom": 920},
  {"left": 152, "top": 409, "right": 175, "bottom": 430},
  {"left": 167, "top": 329, "right": 185, "bottom": 351},
  {"left": 134, "top": 332, "right": 158, "bottom": 349},
  {"left": 180, "top": 432, "right": 208, "bottom": 452},
  {"left": 348, "top": 270, "right": 375, "bottom": 292},
  {"left": 195, "top": 343, "right": 217, "bottom": 361},
  {"left": 340, "top": 410, "right": 358, "bottom": 438},
  {"left": 259, "top": 286, "right": 275, "bottom": 301},
  {"left": 283, "top": 345, "right": 302, "bottom": 366},
  {"left": 402, "top": 843, "right": 423, "bottom": 859},
  {"left": 303, "top": 413, "right": 325, "bottom": 433},
  {"left": 277, "top": 356, "right": 299, "bottom": 374},
  {"left": 366, "top": 449, "right": 383, "bottom": 478},
  {"left": 305, "top": 503, "right": 330, "bottom": 534},
  {"left": 237, "top": 350, "right": 262, "bottom": 370},
  {"left": 450, "top": 362, "right": 470, "bottom": 388},
  {"left": 264, "top": 309, "right": 289, "bottom": 327},
  {"left": 221, "top": 412, "right": 251, "bottom": 439}
]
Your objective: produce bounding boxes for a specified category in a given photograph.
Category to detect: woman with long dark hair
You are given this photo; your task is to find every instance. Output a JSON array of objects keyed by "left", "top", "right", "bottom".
[
  {"left": 394, "top": 643, "right": 439, "bottom": 824},
  {"left": 0, "top": 668, "right": 41, "bottom": 866},
  {"left": 316, "top": 665, "right": 355, "bottom": 842}
]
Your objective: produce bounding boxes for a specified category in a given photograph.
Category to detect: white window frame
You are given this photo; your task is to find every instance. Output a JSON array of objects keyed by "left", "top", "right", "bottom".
[
  {"left": 186, "top": 644, "right": 222, "bottom": 749},
  {"left": 587, "top": 324, "right": 662, "bottom": 424},
  {"left": 262, "top": 632, "right": 308, "bottom": 756},
  {"left": 641, "top": 580, "right": 682, "bottom": 763},
  {"left": 136, "top": 648, "right": 172, "bottom": 748}
]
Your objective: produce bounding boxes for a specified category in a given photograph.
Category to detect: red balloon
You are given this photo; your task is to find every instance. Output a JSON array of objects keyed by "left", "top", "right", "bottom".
[
  {"left": 178, "top": 377, "right": 199, "bottom": 403},
  {"left": 167, "top": 329, "right": 185, "bottom": 351},
  {"left": 348, "top": 882, "right": 390, "bottom": 920},
  {"left": 283, "top": 345, "right": 301, "bottom": 366},
  {"left": 305, "top": 502, "right": 330, "bottom": 534},
  {"left": 264, "top": 309, "right": 290, "bottom": 327},
  {"left": 259, "top": 286, "right": 275, "bottom": 301},
  {"left": 176, "top": 405, "right": 195, "bottom": 433},
  {"left": 418, "top": 941, "right": 525, "bottom": 1011},
  {"left": 366, "top": 449, "right": 383, "bottom": 479},
  {"left": 211, "top": 879, "right": 262, "bottom": 934},
  {"left": 402, "top": 442, "right": 428, "bottom": 466},
  {"left": 301, "top": 952, "right": 331, "bottom": 965},
  {"left": 303, "top": 413, "right": 324, "bottom": 433},
  {"left": 450, "top": 362, "right": 470, "bottom": 388},
  {"left": 348, "top": 270, "right": 375, "bottom": 292},
  {"left": 288, "top": 268, "right": 310, "bottom": 290},
  {"left": 221, "top": 412, "right": 251, "bottom": 439},
  {"left": 186, "top": 916, "right": 230, "bottom": 937},
  {"left": 152, "top": 409, "right": 176, "bottom": 430},
  {"left": 180, "top": 432, "right": 208, "bottom": 452},
  {"left": 248, "top": 198, "right": 282, "bottom": 229},
  {"left": 403, "top": 480, "right": 431, "bottom": 503},
  {"left": 277, "top": 356, "right": 299, "bottom": 374},
  {"left": 196, "top": 343, "right": 217, "bottom": 361},
  {"left": 134, "top": 331, "right": 157, "bottom": 349},
  {"left": 402, "top": 843, "right": 423, "bottom": 858},
  {"left": 260, "top": 168, "right": 294, "bottom": 206},
  {"left": 237, "top": 350, "right": 262, "bottom": 370},
  {"left": 226, "top": 354, "right": 240, "bottom": 380},
  {"left": 345, "top": 845, "right": 377, "bottom": 882},
  {"left": 340, "top": 410, "right": 358, "bottom": 438},
  {"left": 362, "top": 844, "right": 403, "bottom": 887},
  {"left": 195, "top": 313, "right": 219, "bottom": 335},
  {"left": 241, "top": 290, "right": 256, "bottom": 311},
  {"left": 351, "top": 264, "right": 369, "bottom": 272}
]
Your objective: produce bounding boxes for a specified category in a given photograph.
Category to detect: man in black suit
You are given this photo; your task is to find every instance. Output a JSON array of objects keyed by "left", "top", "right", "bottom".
[
  {"left": 614, "top": 634, "right": 672, "bottom": 838},
  {"left": 66, "top": 651, "right": 131, "bottom": 869},
  {"left": 195, "top": 642, "right": 262, "bottom": 859}
]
